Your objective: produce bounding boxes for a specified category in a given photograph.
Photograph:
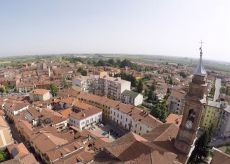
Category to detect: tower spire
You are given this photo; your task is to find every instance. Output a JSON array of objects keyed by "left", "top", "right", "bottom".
[{"left": 194, "top": 41, "right": 206, "bottom": 76}]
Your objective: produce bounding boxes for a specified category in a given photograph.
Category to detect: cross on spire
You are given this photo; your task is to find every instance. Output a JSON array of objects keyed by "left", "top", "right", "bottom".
[
  {"left": 193, "top": 40, "right": 206, "bottom": 76},
  {"left": 199, "top": 40, "right": 203, "bottom": 56}
]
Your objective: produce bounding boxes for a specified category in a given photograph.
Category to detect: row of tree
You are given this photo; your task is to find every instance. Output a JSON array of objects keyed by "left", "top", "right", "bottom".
[{"left": 95, "top": 58, "right": 138, "bottom": 69}]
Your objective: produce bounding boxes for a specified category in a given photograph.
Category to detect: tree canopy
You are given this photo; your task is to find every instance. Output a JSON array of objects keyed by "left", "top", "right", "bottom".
[
  {"left": 150, "top": 99, "right": 169, "bottom": 122},
  {"left": 189, "top": 127, "right": 213, "bottom": 163},
  {"left": 137, "top": 80, "right": 143, "bottom": 93},
  {"left": 49, "top": 84, "right": 58, "bottom": 97}
]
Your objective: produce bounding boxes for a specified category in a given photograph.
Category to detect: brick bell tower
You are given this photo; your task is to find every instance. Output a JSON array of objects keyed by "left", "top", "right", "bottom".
[{"left": 174, "top": 42, "right": 207, "bottom": 156}]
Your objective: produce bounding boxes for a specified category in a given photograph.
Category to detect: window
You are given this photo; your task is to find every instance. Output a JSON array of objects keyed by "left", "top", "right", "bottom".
[
  {"left": 126, "top": 118, "right": 128, "bottom": 122},
  {"left": 140, "top": 126, "right": 142, "bottom": 131},
  {"left": 135, "top": 124, "right": 137, "bottom": 128},
  {"left": 121, "top": 115, "right": 122, "bottom": 119}
]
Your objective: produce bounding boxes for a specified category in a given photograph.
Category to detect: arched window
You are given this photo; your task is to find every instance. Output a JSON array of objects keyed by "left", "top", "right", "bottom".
[{"left": 188, "top": 109, "right": 196, "bottom": 122}]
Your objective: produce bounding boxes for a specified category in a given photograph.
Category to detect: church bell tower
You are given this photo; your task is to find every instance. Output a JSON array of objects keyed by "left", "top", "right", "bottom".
[{"left": 174, "top": 42, "right": 207, "bottom": 155}]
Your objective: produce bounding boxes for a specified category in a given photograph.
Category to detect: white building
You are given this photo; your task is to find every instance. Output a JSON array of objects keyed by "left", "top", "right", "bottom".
[
  {"left": 69, "top": 107, "right": 102, "bottom": 130},
  {"left": 121, "top": 90, "right": 143, "bottom": 106},
  {"left": 72, "top": 74, "right": 131, "bottom": 100},
  {"left": 109, "top": 103, "right": 162, "bottom": 135},
  {"left": 102, "top": 76, "right": 131, "bottom": 100},
  {"left": 72, "top": 75, "right": 99, "bottom": 92}
]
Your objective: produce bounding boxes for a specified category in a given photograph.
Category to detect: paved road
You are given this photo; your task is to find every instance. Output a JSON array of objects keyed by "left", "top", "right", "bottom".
[{"left": 214, "top": 78, "right": 221, "bottom": 101}]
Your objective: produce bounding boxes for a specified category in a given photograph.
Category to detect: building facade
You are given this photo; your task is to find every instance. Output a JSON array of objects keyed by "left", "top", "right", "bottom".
[
  {"left": 167, "top": 89, "right": 185, "bottom": 114},
  {"left": 29, "top": 89, "right": 52, "bottom": 101},
  {"left": 73, "top": 74, "right": 131, "bottom": 100},
  {"left": 219, "top": 106, "right": 230, "bottom": 138},
  {"left": 121, "top": 90, "right": 143, "bottom": 106},
  {"left": 69, "top": 108, "right": 102, "bottom": 130}
]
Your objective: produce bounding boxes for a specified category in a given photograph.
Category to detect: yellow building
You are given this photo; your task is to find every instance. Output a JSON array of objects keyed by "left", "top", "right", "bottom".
[{"left": 201, "top": 101, "right": 223, "bottom": 131}]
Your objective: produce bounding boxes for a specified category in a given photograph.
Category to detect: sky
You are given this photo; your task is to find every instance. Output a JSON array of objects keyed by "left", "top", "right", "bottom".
[{"left": 0, "top": 0, "right": 230, "bottom": 62}]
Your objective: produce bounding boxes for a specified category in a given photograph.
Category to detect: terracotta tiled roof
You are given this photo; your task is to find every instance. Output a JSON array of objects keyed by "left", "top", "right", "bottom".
[
  {"left": 142, "top": 123, "right": 179, "bottom": 142},
  {"left": 4, "top": 101, "right": 29, "bottom": 111},
  {"left": 70, "top": 106, "right": 102, "bottom": 120},
  {"left": 170, "top": 90, "right": 185, "bottom": 100},
  {"left": 30, "top": 130, "right": 69, "bottom": 154},
  {"left": 45, "top": 140, "right": 83, "bottom": 162},
  {"left": 59, "top": 108, "right": 73, "bottom": 118},
  {"left": 20, "top": 153, "right": 39, "bottom": 164},
  {"left": 31, "top": 89, "right": 49, "bottom": 95},
  {"left": 7, "top": 143, "right": 29, "bottom": 158},
  {"left": 105, "top": 132, "right": 181, "bottom": 163},
  {"left": 211, "top": 148, "right": 230, "bottom": 164},
  {"left": 166, "top": 114, "right": 182, "bottom": 126}
]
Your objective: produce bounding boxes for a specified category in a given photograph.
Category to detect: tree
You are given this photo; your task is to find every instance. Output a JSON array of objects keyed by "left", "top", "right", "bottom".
[
  {"left": 150, "top": 99, "right": 169, "bottom": 122},
  {"left": 137, "top": 80, "right": 143, "bottom": 93},
  {"left": 189, "top": 129, "right": 213, "bottom": 163},
  {"left": 179, "top": 71, "right": 187, "bottom": 78},
  {"left": 150, "top": 82, "right": 156, "bottom": 91},
  {"left": 120, "top": 73, "right": 137, "bottom": 87},
  {"left": 96, "top": 59, "right": 106, "bottom": 66},
  {"left": 120, "top": 59, "right": 132, "bottom": 68},
  {"left": 81, "top": 69, "right": 87, "bottom": 76},
  {"left": 49, "top": 84, "right": 58, "bottom": 97},
  {"left": 116, "top": 59, "right": 121, "bottom": 66},
  {"left": 61, "top": 78, "right": 68, "bottom": 88},
  {"left": 77, "top": 67, "right": 83, "bottom": 73},
  {"left": 77, "top": 67, "right": 87, "bottom": 76},
  {"left": 108, "top": 58, "right": 115, "bottom": 66},
  {"left": 0, "top": 86, "right": 6, "bottom": 93},
  {"left": 168, "top": 76, "right": 173, "bottom": 85},
  {"left": 220, "top": 86, "right": 226, "bottom": 94},
  {"left": 0, "top": 150, "right": 8, "bottom": 162},
  {"left": 147, "top": 90, "right": 154, "bottom": 102}
]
